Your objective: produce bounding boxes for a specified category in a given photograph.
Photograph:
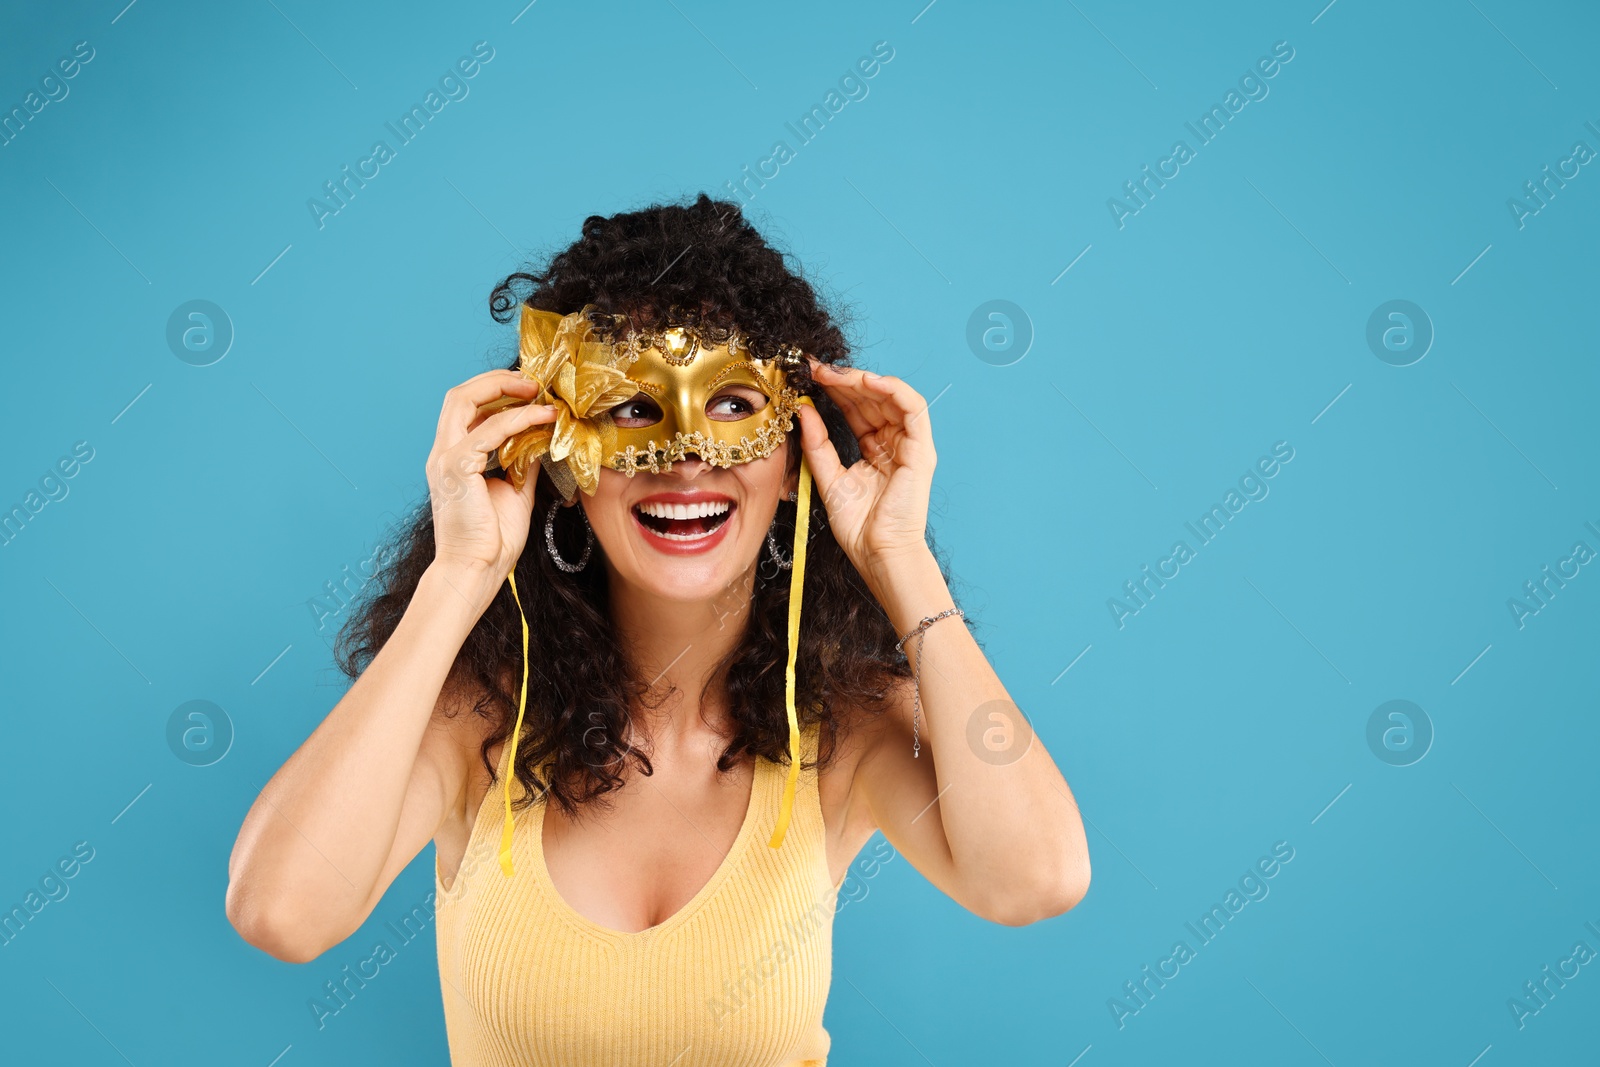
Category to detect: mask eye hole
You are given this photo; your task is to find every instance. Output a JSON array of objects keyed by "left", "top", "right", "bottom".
[
  {"left": 707, "top": 385, "right": 768, "bottom": 422},
  {"left": 611, "top": 393, "right": 663, "bottom": 428}
]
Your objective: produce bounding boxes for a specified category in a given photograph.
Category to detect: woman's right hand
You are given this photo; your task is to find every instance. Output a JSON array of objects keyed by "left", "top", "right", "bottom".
[{"left": 426, "top": 368, "right": 556, "bottom": 592}]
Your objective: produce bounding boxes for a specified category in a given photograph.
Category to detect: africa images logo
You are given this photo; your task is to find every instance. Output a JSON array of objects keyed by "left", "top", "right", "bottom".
[
  {"left": 306, "top": 42, "right": 496, "bottom": 229},
  {"left": 1106, "top": 40, "right": 1296, "bottom": 229},
  {"left": 1107, "top": 841, "right": 1296, "bottom": 1029}
]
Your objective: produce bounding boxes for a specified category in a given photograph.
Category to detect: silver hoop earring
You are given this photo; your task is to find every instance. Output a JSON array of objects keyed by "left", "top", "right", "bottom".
[
  {"left": 544, "top": 500, "right": 593, "bottom": 573},
  {"left": 763, "top": 527, "right": 793, "bottom": 576}
]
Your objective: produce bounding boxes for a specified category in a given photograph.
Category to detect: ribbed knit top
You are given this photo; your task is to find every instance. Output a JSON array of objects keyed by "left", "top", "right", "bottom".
[{"left": 434, "top": 722, "right": 840, "bottom": 1066}]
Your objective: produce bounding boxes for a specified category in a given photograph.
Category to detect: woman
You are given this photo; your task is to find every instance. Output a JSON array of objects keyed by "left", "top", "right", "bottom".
[{"left": 226, "top": 194, "right": 1090, "bottom": 1065}]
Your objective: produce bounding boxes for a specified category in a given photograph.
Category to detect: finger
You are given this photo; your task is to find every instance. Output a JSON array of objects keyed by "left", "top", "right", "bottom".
[
  {"left": 810, "top": 364, "right": 882, "bottom": 444},
  {"left": 795, "top": 403, "right": 848, "bottom": 504},
  {"left": 486, "top": 458, "right": 541, "bottom": 527},
  {"left": 436, "top": 370, "right": 542, "bottom": 446},
  {"left": 466, "top": 393, "right": 536, "bottom": 434},
  {"left": 441, "top": 374, "right": 542, "bottom": 443},
  {"left": 857, "top": 431, "right": 894, "bottom": 470},
  {"left": 852, "top": 372, "right": 917, "bottom": 434},
  {"left": 816, "top": 365, "right": 936, "bottom": 471},
  {"left": 469, "top": 402, "right": 559, "bottom": 456},
  {"left": 866, "top": 412, "right": 936, "bottom": 477},
  {"left": 441, "top": 403, "right": 558, "bottom": 474},
  {"left": 862, "top": 373, "right": 936, "bottom": 445},
  {"left": 812, "top": 362, "right": 897, "bottom": 433},
  {"left": 856, "top": 379, "right": 933, "bottom": 477},
  {"left": 517, "top": 461, "right": 540, "bottom": 508}
]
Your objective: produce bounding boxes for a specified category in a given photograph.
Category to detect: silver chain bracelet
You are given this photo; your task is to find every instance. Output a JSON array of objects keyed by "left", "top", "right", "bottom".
[{"left": 895, "top": 608, "right": 964, "bottom": 758}]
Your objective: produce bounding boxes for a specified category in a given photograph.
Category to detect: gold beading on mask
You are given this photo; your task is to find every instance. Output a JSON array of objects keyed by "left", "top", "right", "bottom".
[
  {"left": 608, "top": 395, "right": 804, "bottom": 474},
  {"left": 614, "top": 320, "right": 750, "bottom": 365}
]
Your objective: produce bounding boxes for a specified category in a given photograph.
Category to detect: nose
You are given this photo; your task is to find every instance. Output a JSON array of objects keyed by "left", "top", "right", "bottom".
[{"left": 664, "top": 455, "right": 713, "bottom": 479}]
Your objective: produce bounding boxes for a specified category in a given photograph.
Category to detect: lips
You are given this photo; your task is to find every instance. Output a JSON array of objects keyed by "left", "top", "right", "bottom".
[{"left": 631, "top": 490, "right": 736, "bottom": 552}]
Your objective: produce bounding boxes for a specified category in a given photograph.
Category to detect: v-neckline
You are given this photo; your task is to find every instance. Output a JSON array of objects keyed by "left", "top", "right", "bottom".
[{"left": 529, "top": 756, "right": 769, "bottom": 942}]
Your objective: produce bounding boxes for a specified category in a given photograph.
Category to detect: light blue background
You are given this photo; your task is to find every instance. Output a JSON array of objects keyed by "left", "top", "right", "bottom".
[{"left": 2, "top": 0, "right": 1597, "bottom": 1063}]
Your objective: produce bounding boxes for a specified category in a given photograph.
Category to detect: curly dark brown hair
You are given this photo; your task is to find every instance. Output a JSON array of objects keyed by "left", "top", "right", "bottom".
[{"left": 334, "top": 193, "right": 958, "bottom": 816}]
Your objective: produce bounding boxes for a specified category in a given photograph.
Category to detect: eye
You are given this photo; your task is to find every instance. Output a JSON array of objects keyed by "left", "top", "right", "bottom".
[
  {"left": 611, "top": 393, "right": 663, "bottom": 428},
  {"left": 707, "top": 386, "right": 768, "bottom": 422}
]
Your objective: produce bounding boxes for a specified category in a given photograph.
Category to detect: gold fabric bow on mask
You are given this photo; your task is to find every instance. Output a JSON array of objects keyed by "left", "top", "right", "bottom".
[{"left": 495, "top": 306, "right": 637, "bottom": 501}]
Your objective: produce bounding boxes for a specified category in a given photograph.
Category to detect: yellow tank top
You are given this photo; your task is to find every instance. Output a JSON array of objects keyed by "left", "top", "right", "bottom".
[{"left": 434, "top": 722, "right": 840, "bottom": 1066}]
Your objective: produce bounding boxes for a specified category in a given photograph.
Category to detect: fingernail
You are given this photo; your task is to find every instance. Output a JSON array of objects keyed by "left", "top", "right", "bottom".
[{"left": 864, "top": 371, "right": 881, "bottom": 380}]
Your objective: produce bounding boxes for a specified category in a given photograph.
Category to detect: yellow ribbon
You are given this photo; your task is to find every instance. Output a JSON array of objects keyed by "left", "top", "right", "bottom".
[
  {"left": 498, "top": 571, "right": 531, "bottom": 878},
  {"left": 768, "top": 450, "right": 813, "bottom": 849}
]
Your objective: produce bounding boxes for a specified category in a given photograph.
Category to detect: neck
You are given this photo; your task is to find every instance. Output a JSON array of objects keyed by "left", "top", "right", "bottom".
[{"left": 605, "top": 563, "right": 758, "bottom": 746}]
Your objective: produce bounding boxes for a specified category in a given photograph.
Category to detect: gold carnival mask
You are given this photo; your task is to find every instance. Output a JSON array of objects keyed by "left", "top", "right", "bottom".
[
  {"left": 487, "top": 304, "right": 817, "bottom": 873},
  {"left": 492, "top": 304, "right": 808, "bottom": 502}
]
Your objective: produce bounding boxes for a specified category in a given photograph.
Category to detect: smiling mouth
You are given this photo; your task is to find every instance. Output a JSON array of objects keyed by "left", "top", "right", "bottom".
[{"left": 632, "top": 499, "right": 735, "bottom": 541}]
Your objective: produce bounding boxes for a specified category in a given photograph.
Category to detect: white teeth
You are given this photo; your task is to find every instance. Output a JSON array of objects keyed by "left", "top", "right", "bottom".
[
  {"left": 635, "top": 499, "right": 732, "bottom": 520},
  {"left": 656, "top": 527, "right": 714, "bottom": 541}
]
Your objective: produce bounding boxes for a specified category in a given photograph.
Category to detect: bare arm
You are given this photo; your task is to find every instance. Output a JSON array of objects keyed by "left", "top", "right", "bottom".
[
  {"left": 850, "top": 550, "right": 1090, "bottom": 926},
  {"left": 797, "top": 362, "right": 1090, "bottom": 926},
  {"left": 225, "top": 369, "right": 552, "bottom": 962}
]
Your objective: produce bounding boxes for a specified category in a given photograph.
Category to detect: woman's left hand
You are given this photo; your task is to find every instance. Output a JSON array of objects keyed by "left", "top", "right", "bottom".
[{"left": 795, "top": 359, "right": 937, "bottom": 588}]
